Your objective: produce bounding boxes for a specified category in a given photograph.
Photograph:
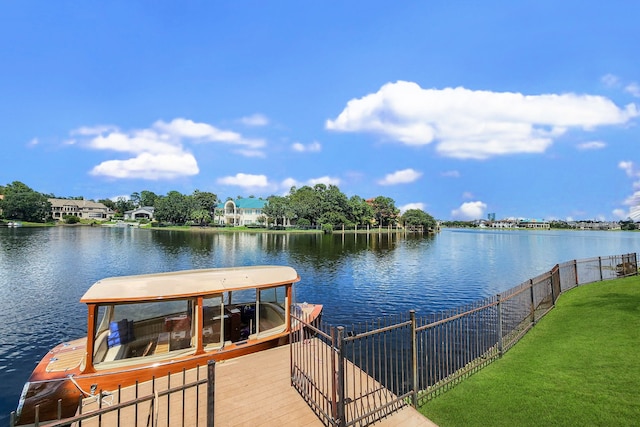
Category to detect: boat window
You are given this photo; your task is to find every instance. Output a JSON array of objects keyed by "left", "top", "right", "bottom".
[
  {"left": 202, "top": 295, "right": 224, "bottom": 349},
  {"left": 256, "top": 286, "right": 287, "bottom": 336},
  {"left": 93, "top": 299, "right": 195, "bottom": 366}
]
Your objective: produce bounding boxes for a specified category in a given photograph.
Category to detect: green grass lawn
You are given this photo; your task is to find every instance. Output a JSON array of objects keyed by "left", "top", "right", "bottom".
[{"left": 419, "top": 275, "right": 640, "bottom": 427}]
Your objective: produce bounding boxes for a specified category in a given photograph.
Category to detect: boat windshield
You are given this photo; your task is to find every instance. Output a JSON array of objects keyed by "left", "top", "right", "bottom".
[
  {"left": 93, "top": 299, "right": 195, "bottom": 366},
  {"left": 90, "top": 284, "right": 290, "bottom": 364},
  {"left": 202, "top": 285, "right": 288, "bottom": 350}
]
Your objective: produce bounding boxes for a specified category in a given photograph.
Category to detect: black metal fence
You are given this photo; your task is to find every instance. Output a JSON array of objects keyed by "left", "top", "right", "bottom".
[
  {"left": 10, "top": 361, "right": 215, "bottom": 427},
  {"left": 290, "top": 253, "right": 638, "bottom": 426}
]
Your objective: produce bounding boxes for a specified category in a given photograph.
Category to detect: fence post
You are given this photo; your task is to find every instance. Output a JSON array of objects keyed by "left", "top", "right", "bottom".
[
  {"left": 410, "top": 310, "right": 418, "bottom": 407},
  {"left": 497, "top": 294, "right": 504, "bottom": 357},
  {"left": 336, "top": 326, "right": 346, "bottom": 427},
  {"left": 574, "top": 259, "right": 579, "bottom": 286},
  {"left": 529, "top": 279, "right": 536, "bottom": 325},
  {"left": 551, "top": 264, "right": 560, "bottom": 306},
  {"left": 207, "top": 360, "right": 215, "bottom": 427},
  {"left": 599, "top": 256, "right": 603, "bottom": 281},
  {"left": 635, "top": 253, "right": 639, "bottom": 276}
]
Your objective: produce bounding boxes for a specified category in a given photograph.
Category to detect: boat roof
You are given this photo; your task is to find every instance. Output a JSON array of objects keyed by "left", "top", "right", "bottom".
[{"left": 80, "top": 265, "right": 300, "bottom": 304}]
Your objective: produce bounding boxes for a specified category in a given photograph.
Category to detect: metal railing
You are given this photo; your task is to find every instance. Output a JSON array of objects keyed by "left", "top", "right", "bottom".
[
  {"left": 290, "top": 252, "right": 637, "bottom": 426},
  {"left": 10, "top": 361, "right": 215, "bottom": 427}
]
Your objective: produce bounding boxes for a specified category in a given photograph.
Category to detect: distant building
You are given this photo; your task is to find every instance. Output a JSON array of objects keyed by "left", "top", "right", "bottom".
[
  {"left": 490, "top": 218, "right": 550, "bottom": 229},
  {"left": 49, "top": 198, "right": 113, "bottom": 221},
  {"left": 569, "top": 221, "right": 621, "bottom": 231},
  {"left": 215, "top": 198, "right": 267, "bottom": 226},
  {"left": 518, "top": 218, "right": 550, "bottom": 229},
  {"left": 124, "top": 206, "right": 155, "bottom": 221},
  {"left": 492, "top": 219, "right": 519, "bottom": 228}
]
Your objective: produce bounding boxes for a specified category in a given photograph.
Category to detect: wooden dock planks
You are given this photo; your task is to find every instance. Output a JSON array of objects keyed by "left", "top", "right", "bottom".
[{"left": 78, "top": 344, "right": 437, "bottom": 426}]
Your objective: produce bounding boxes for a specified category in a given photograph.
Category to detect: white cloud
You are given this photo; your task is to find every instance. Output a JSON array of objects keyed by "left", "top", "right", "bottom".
[
  {"left": 601, "top": 74, "right": 620, "bottom": 88},
  {"left": 217, "top": 173, "right": 269, "bottom": 188},
  {"left": 72, "top": 118, "right": 265, "bottom": 180},
  {"left": 577, "top": 140, "right": 606, "bottom": 150},
  {"left": 281, "top": 176, "right": 341, "bottom": 191},
  {"left": 378, "top": 168, "right": 422, "bottom": 185},
  {"left": 451, "top": 201, "right": 487, "bottom": 220},
  {"left": 307, "top": 176, "right": 341, "bottom": 186},
  {"left": 625, "top": 83, "right": 640, "bottom": 98},
  {"left": 281, "top": 178, "right": 301, "bottom": 190},
  {"left": 617, "top": 161, "right": 640, "bottom": 219},
  {"left": 399, "top": 202, "right": 425, "bottom": 213},
  {"left": 441, "top": 170, "right": 460, "bottom": 178},
  {"left": 154, "top": 118, "right": 240, "bottom": 142},
  {"left": 239, "top": 113, "right": 269, "bottom": 126},
  {"left": 90, "top": 152, "right": 199, "bottom": 179},
  {"left": 326, "top": 81, "right": 638, "bottom": 159},
  {"left": 612, "top": 209, "right": 628, "bottom": 220},
  {"left": 462, "top": 192, "right": 474, "bottom": 199},
  {"left": 292, "top": 141, "right": 322, "bottom": 152},
  {"left": 27, "top": 138, "right": 39, "bottom": 147},
  {"left": 72, "top": 125, "right": 118, "bottom": 136},
  {"left": 619, "top": 160, "right": 637, "bottom": 178},
  {"left": 234, "top": 149, "right": 266, "bottom": 158}
]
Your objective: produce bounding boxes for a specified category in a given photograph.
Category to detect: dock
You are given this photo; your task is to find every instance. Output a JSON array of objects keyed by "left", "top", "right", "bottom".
[{"left": 80, "top": 344, "right": 437, "bottom": 426}]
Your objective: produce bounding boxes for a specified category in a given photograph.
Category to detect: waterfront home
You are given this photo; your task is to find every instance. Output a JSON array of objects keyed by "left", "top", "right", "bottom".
[
  {"left": 49, "top": 198, "right": 113, "bottom": 221},
  {"left": 215, "top": 197, "right": 269, "bottom": 226},
  {"left": 124, "top": 206, "right": 155, "bottom": 221}
]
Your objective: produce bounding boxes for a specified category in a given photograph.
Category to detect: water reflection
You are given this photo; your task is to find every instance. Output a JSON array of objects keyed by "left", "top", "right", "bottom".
[{"left": 1, "top": 226, "right": 639, "bottom": 422}]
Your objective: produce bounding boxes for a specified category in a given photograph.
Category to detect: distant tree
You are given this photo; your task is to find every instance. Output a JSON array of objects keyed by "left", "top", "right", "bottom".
[
  {"left": 98, "top": 198, "right": 116, "bottom": 211},
  {"left": 130, "top": 192, "right": 141, "bottom": 207},
  {"left": 63, "top": 214, "right": 81, "bottom": 224},
  {"left": 550, "top": 220, "right": 572, "bottom": 229},
  {"left": 140, "top": 190, "right": 159, "bottom": 207},
  {"left": 347, "top": 195, "right": 374, "bottom": 226},
  {"left": 155, "top": 191, "right": 194, "bottom": 224},
  {"left": 288, "top": 186, "right": 321, "bottom": 225},
  {"left": 263, "top": 195, "right": 289, "bottom": 227},
  {"left": 620, "top": 219, "right": 637, "bottom": 231},
  {"left": 1, "top": 181, "right": 51, "bottom": 222},
  {"left": 401, "top": 209, "right": 436, "bottom": 230},
  {"left": 370, "top": 196, "right": 399, "bottom": 226},
  {"left": 317, "top": 184, "right": 351, "bottom": 227},
  {"left": 115, "top": 197, "right": 134, "bottom": 214},
  {"left": 192, "top": 190, "right": 218, "bottom": 216},
  {"left": 190, "top": 209, "right": 211, "bottom": 226}
]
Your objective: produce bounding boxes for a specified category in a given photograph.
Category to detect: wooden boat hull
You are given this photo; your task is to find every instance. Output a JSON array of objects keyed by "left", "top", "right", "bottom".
[
  {"left": 16, "top": 304, "right": 322, "bottom": 425},
  {"left": 15, "top": 266, "right": 322, "bottom": 426}
]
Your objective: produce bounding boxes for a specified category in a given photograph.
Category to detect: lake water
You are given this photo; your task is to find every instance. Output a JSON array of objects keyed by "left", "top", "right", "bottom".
[{"left": 1, "top": 226, "right": 639, "bottom": 421}]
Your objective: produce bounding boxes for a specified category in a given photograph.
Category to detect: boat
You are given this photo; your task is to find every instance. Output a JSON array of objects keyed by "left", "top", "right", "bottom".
[{"left": 14, "top": 265, "right": 323, "bottom": 425}]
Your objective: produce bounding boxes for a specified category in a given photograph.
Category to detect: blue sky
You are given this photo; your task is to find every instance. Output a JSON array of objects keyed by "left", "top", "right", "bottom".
[{"left": 2, "top": 1, "right": 640, "bottom": 221}]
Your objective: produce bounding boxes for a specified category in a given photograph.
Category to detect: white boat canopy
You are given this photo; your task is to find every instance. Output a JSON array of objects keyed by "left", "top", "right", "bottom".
[{"left": 80, "top": 266, "right": 300, "bottom": 304}]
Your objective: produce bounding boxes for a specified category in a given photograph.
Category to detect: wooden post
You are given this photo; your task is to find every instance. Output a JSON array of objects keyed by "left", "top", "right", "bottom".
[
  {"left": 550, "top": 266, "right": 558, "bottom": 305},
  {"left": 410, "top": 310, "right": 418, "bottom": 407},
  {"left": 497, "top": 294, "right": 504, "bottom": 356},
  {"left": 336, "top": 326, "right": 346, "bottom": 426},
  {"left": 598, "top": 256, "right": 603, "bottom": 281},
  {"left": 529, "top": 279, "right": 536, "bottom": 325},
  {"left": 207, "top": 360, "right": 215, "bottom": 427}
]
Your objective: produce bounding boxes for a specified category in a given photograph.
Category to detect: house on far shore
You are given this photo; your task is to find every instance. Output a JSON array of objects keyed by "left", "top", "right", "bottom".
[
  {"left": 215, "top": 198, "right": 267, "bottom": 226},
  {"left": 124, "top": 206, "right": 155, "bottom": 221},
  {"left": 49, "top": 198, "right": 113, "bottom": 221}
]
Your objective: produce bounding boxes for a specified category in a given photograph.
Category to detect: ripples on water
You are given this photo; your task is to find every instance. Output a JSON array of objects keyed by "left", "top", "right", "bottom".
[{"left": 1, "top": 226, "right": 639, "bottom": 421}]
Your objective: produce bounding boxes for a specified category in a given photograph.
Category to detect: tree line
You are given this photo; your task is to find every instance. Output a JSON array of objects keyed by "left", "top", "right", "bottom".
[{"left": 0, "top": 181, "right": 437, "bottom": 231}]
